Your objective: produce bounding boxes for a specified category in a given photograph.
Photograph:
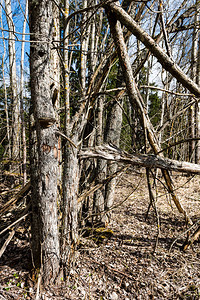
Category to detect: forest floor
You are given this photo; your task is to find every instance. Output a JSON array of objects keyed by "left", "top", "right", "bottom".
[{"left": 0, "top": 168, "right": 200, "bottom": 299}]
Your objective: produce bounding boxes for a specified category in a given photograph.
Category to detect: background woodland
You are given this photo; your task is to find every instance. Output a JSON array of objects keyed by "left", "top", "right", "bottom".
[{"left": 0, "top": 0, "right": 200, "bottom": 294}]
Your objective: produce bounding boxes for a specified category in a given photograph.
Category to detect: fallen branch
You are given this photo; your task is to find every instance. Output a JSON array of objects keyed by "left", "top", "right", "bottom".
[
  {"left": 78, "top": 166, "right": 129, "bottom": 203},
  {"left": 0, "top": 181, "right": 31, "bottom": 216},
  {"left": 79, "top": 144, "right": 200, "bottom": 175},
  {"left": 0, "top": 230, "right": 15, "bottom": 259},
  {"left": 170, "top": 219, "right": 200, "bottom": 251},
  {"left": 182, "top": 224, "right": 200, "bottom": 251},
  {"left": 0, "top": 203, "right": 30, "bottom": 236},
  {"left": 104, "top": 8, "right": 193, "bottom": 225}
]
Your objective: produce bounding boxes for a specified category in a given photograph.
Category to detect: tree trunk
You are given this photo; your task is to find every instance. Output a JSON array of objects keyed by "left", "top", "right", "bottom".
[
  {"left": 29, "top": 0, "right": 60, "bottom": 284},
  {"left": 61, "top": 0, "right": 79, "bottom": 271},
  {"left": 194, "top": 0, "right": 200, "bottom": 163},
  {"left": 0, "top": 5, "right": 11, "bottom": 159},
  {"left": 51, "top": 0, "right": 61, "bottom": 168},
  {"left": 80, "top": 0, "right": 91, "bottom": 96},
  {"left": 20, "top": 0, "right": 28, "bottom": 185},
  {"left": 5, "top": 0, "right": 20, "bottom": 161},
  {"left": 93, "top": 96, "right": 106, "bottom": 225},
  {"left": 62, "top": 134, "right": 79, "bottom": 268},
  {"left": 104, "top": 85, "right": 123, "bottom": 221}
]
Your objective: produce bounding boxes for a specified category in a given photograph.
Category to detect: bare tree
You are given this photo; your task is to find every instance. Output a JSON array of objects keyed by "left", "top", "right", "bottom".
[
  {"left": 105, "top": 1, "right": 193, "bottom": 224},
  {"left": 0, "top": 1, "right": 11, "bottom": 159},
  {"left": 29, "top": 0, "right": 60, "bottom": 284},
  {"left": 5, "top": 0, "right": 20, "bottom": 161},
  {"left": 194, "top": 0, "right": 200, "bottom": 163},
  {"left": 2, "top": 1, "right": 200, "bottom": 288},
  {"left": 20, "top": 0, "right": 28, "bottom": 185}
]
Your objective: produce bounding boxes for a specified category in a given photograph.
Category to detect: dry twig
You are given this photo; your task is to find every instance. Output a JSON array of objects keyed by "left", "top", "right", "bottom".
[{"left": 0, "top": 229, "right": 15, "bottom": 259}]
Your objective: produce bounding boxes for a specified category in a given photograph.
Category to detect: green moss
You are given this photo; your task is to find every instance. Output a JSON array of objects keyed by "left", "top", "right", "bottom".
[{"left": 83, "top": 227, "right": 113, "bottom": 245}]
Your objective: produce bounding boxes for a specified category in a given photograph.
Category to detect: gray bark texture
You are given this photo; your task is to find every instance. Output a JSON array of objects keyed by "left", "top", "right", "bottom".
[
  {"left": 194, "top": 0, "right": 200, "bottom": 163},
  {"left": 61, "top": 139, "right": 79, "bottom": 265},
  {"left": 79, "top": 144, "right": 200, "bottom": 175},
  {"left": 93, "top": 97, "right": 106, "bottom": 224},
  {"left": 104, "top": 96, "right": 123, "bottom": 219},
  {"left": 29, "top": 0, "right": 60, "bottom": 284}
]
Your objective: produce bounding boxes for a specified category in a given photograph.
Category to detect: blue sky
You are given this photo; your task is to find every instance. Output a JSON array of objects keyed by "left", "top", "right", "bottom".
[{"left": 0, "top": 0, "right": 29, "bottom": 84}]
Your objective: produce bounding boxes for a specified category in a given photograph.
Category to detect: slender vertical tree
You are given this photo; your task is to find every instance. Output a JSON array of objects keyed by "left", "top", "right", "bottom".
[
  {"left": 194, "top": 0, "right": 200, "bottom": 163},
  {"left": 104, "top": 77, "right": 123, "bottom": 222},
  {"left": 29, "top": 0, "right": 60, "bottom": 284},
  {"left": 93, "top": 96, "right": 106, "bottom": 224},
  {"left": 0, "top": 1, "right": 11, "bottom": 159},
  {"left": 20, "top": 0, "right": 28, "bottom": 185},
  {"left": 5, "top": 0, "right": 20, "bottom": 161}
]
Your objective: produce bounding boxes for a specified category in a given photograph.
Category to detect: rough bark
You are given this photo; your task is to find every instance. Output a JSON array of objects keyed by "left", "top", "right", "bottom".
[
  {"left": 29, "top": 0, "right": 60, "bottom": 284},
  {"left": 62, "top": 138, "right": 79, "bottom": 265},
  {"left": 194, "top": 0, "right": 200, "bottom": 163},
  {"left": 93, "top": 97, "right": 106, "bottom": 224},
  {"left": 51, "top": 0, "right": 61, "bottom": 183},
  {"left": 104, "top": 82, "right": 123, "bottom": 220}
]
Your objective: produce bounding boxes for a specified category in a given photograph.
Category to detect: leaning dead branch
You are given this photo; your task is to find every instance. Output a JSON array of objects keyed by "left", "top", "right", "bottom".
[
  {"left": 79, "top": 144, "right": 200, "bottom": 175},
  {"left": 170, "top": 219, "right": 200, "bottom": 251},
  {"left": 0, "top": 230, "right": 15, "bottom": 259},
  {"left": 108, "top": 1, "right": 200, "bottom": 98},
  {"left": 182, "top": 224, "right": 200, "bottom": 251},
  {"left": 105, "top": 7, "right": 193, "bottom": 225},
  {"left": 0, "top": 203, "right": 30, "bottom": 236}
]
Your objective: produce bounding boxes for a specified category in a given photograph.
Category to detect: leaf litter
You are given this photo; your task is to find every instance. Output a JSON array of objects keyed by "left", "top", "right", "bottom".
[{"left": 0, "top": 169, "right": 200, "bottom": 299}]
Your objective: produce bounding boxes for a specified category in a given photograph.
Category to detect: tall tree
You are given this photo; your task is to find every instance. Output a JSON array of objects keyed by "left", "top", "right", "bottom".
[
  {"left": 0, "top": 1, "right": 11, "bottom": 159},
  {"left": 29, "top": 0, "right": 60, "bottom": 284},
  {"left": 20, "top": 0, "right": 28, "bottom": 185},
  {"left": 194, "top": 0, "right": 200, "bottom": 163},
  {"left": 5, "top": 0, "right": 20, "bottom": 161}
]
